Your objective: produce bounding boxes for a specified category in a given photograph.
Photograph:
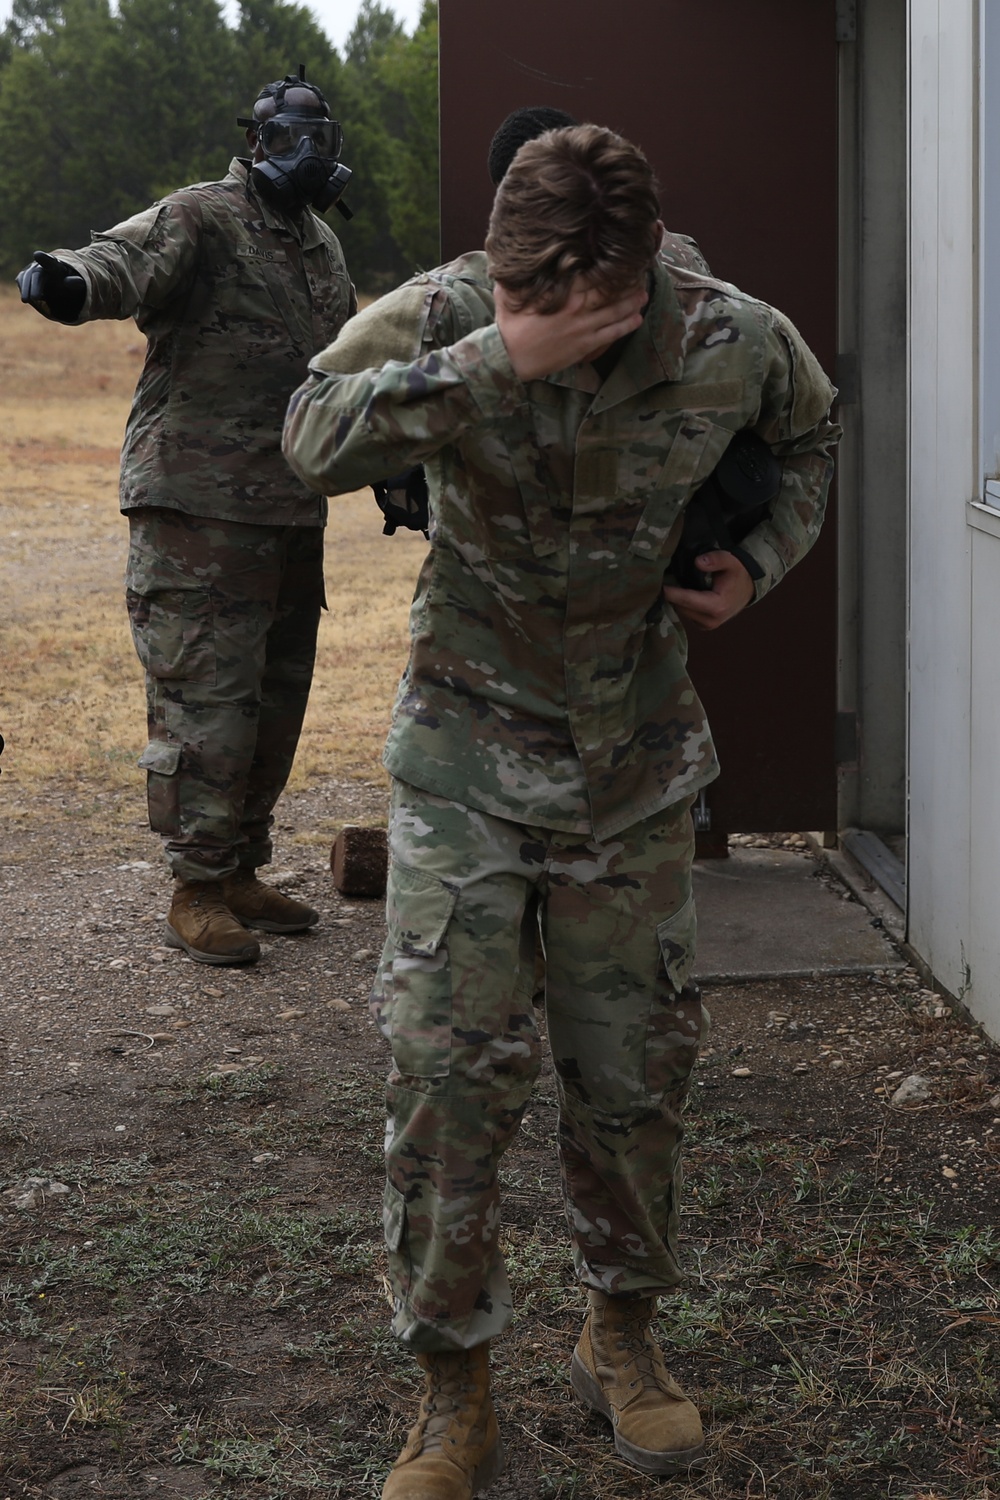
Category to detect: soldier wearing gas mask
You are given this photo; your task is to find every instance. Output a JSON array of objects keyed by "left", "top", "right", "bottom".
[{"left": 15, "top": 70, "right": 357, "bottom": 965}]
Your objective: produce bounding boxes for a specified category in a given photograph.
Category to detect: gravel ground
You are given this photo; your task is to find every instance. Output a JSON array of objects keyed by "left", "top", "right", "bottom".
[
  {"left": 0, "top": 779, "right": 390, "bottom": 1126},
  {"left": 2, "top": 788, "right": 999, "bottom": 1500}
]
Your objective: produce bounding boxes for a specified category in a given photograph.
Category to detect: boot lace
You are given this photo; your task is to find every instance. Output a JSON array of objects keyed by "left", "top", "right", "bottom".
[
  {"left": 612, "top": 1298, "right": 669, "bottom": 1394},
  {"left": 417, "top": 1361, "right": 477, "bottom": 1451},
  {"left": 190, "top": 884, "right": 230, "bottom": 914}
]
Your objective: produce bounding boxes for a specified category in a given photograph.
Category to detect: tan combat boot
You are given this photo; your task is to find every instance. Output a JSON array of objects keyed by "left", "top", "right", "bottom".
[
  {"left": 221, "top": 867, "right": 319, "bottom": 933},
  {"left": 571, "top": 1290, "right": 705, "bottom": 1474},
  {"left": 382, "top": 1343, "right": 503, "bottom": 1500},
  {"left": 164, "top": 879, "right": 261, "bottom": 965}
]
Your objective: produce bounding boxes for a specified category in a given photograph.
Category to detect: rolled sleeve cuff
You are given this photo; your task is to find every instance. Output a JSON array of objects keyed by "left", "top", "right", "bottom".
[{"left": 739, "top": 530, "right": 787, "bottom": 602}]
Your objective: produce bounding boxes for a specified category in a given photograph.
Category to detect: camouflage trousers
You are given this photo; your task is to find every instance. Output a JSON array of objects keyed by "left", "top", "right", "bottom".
[
  {"left": 125, "top": 509, "right": 324, "bottom": 882},
  {"left": 372, "top": 778, "right": 704, "bottom": 1352}
]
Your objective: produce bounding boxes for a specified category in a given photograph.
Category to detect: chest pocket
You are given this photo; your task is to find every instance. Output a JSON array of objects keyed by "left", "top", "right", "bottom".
[
  {"left": 629, "top": 415, "right": 731, "bottom": 559},
  {"left": 209, "top": 246, "right": 309, "bottom": 353}
]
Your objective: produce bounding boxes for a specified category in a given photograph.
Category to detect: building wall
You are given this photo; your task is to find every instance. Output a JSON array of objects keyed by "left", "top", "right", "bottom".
[
  {"left": 907, "top": 0, "right": 1000, "bottom": 1039},
  {"left": 838, "top": 0, "right": 909, "bottom": 837}
]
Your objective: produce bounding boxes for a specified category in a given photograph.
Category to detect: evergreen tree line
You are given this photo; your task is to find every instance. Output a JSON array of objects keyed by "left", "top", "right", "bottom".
[{"left": 0, "top": 0, "right": 439, "bottom": 292}]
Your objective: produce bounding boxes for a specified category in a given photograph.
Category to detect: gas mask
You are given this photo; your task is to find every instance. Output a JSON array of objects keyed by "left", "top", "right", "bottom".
[
  {"left": 238, "top": 69, "right": 353, "bottom": 219},
  {"left": 251, "top": 113, "right": 352, "bottom": 218}
]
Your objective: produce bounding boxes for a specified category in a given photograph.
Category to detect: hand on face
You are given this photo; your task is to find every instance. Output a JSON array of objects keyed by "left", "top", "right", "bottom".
[
  {"left": 663, "top": 550, "right": 756, "bottom": 631},
  {"left": 494, "top": 274, "right": 648, "bottom": 382}
]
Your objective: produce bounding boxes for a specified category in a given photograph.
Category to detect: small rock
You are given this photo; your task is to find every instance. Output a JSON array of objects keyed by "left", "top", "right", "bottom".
[
  {"left": 327, "top": 998, "right": 352, "bottom": 1012},
  {"left": 277, "top": 1008, "right": 306, "bottom": 1021},
  {"left": 252, "top": 1153, "right": 277, "bottom": 1165},
  {"left": 890, "top": 1074, "right": 934, "bottom": 1107},
  {"left": 149, "top": 948, "right": 176, "bottom": 964},
  {"left": 144, "top": 1003, "right": 177, "bottom": 1018},
  {"left": 224, "top": 1046, "right": 243, "bottom": 1055},
  {"left": 108, "top": 958, "right": 129, "bottom": 970},
  {"left": 201, "top": 986, "right": 224, "bottom": 999},
  {"left": 829, "top": 1058, "right": 846, "bottom": 1069},
  {"left": 731, "top": 1067, "right": 752, "bottom": 1078},
  {"left": 211, "top": 1063, "right": 244, "bottom": 1076},
  {"left": 792, "top": 1062, "right": 809, "bottom": 1075},
  {"left": 352, "top": 947, "right": 376, "bottom": 962},
  {"left": 242, "top": 1056, "right": 265, "bottom": 1067},
  {"left": 988, "top": 1093, "right": 1000, "bottom": 1110},
  {"left": 942, "top": 1166, "right": 958, "bottom": 1179},
  {"left": 148, "top": 1032, "right": 175, "bottom": 1046},
  {"left": 170, "top": 1019, "right": 193, "bottom": 1030},
  {"left": 5, "top": 1177, "right": 72, "bottom": 1210},
  {"left": 767, "top": 1011, "right": 789, "bottom": 1024}
]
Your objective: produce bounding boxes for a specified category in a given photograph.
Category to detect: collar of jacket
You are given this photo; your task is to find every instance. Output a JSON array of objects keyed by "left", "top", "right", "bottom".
[
  {"left": 542, "top": 258, "right": 686, "bottom": 409},
  {"left": 227, "top": 157, "right": 327, "bottom": 249}
]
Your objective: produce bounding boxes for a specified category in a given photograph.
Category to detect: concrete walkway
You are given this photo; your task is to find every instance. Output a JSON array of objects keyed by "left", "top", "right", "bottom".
[{"left": 693, "top": 846, "right": 904, "bottom": 983}]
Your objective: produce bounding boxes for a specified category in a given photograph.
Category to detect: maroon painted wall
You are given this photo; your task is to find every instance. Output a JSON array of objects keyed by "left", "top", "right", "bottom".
[{"left": 439, "top": 0, "right": 839, "bottom": 830}]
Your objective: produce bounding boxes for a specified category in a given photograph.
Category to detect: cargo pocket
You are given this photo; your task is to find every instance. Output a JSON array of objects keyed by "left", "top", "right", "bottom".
[
  {"left": 656, "top": 892, "right": 697, "bottom": 993},
  {"left": 137, "top": 739, "right": 182, "bottom": 837},
  {"left": 126, "top": 586, "right": 216, "bottom": 683},
  {"left": 645, "top": 894, "right": 701, "bottom": 1098},
  {"left": 384, "top": 860, "right": 460, "bottom": 1079},
  {"left": 383, "top": 1179, "right": 407, "bottom": 1254}
]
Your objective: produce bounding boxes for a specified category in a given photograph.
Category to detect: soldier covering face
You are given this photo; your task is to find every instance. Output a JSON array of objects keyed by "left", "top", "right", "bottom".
[{"left": 284, "top": 123, "right": 840, "bottom": 1498}]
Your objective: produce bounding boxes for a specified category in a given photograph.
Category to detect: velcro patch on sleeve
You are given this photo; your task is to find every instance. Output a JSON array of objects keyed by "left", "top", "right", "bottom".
[{"left": 312, "top": 281, "right": 431, "bottom": 375}]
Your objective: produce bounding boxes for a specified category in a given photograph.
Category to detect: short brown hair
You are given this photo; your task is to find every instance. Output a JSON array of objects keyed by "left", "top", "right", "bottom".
[{"left": 485, "top": 124, "right": 661, "bottom": 312}]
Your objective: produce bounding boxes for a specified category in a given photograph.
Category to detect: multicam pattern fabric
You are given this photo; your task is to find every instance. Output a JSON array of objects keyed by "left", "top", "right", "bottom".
[
  {"left": 374, "top": 780, "right": 704, "bottom": 1350},
  {"left": 284, "top": 250, "right": 839, "bottom": 841},
  {"left": 125, "top": 509, "right": 324, "bottom": 881},
  {"left": 56, "top": 158, "right": 356, "bottom": 527},
  {"left": 657, "top": 229, "right": 711, "bottom": 275}
]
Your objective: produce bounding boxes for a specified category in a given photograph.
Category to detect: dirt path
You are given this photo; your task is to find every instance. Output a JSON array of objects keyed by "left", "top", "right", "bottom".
[{"left": 1, "top": 784, "right": 999, "bottom": 1500}]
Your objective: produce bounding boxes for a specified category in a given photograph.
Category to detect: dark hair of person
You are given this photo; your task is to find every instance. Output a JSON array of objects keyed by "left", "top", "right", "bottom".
[{"left": 487, "top": 105, "right": 578, "bottom": 185}]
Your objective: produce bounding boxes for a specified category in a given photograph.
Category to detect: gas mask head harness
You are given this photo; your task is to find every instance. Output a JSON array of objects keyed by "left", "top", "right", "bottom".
[{"left": 238, "top": 65, "right": 352, "bottom": 219}]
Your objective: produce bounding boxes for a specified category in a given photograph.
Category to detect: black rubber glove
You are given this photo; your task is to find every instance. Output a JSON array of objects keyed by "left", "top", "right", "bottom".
[{"left": 15, "top": 251, "right": 87, "bottom": 322}]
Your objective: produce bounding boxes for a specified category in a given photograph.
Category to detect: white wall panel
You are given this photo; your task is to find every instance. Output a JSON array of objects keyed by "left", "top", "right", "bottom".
[
  {"left": 907, "top": 1, "right": 979, "bottom": 1017},
  {"left": 970, "top": 523, "right": 1000, "bottom": 1036}
]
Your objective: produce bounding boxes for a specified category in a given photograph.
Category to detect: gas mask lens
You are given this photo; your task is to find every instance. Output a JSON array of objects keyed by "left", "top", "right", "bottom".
[{"left": 258, "top": 115, "right": 342, "bottom": 160}]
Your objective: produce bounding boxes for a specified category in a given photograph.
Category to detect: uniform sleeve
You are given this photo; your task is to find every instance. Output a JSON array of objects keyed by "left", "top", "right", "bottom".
[
  {"left": 283, "top": 278, "right": 525, "bottom": 494},
  {"left": 739, "top": 308, "right": 842, "bottom": 601},
  {"left": 51, "top": 196, "right": 201, "bottom": 324}
]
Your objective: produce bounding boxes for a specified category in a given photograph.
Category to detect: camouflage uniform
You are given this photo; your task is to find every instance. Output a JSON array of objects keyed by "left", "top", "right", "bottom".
[
  {"left": 283, "top": 250, "right": 839, "bottom": 1347},
  {"left": 55, "top": 159, "right": 355, "bottom": 877}
]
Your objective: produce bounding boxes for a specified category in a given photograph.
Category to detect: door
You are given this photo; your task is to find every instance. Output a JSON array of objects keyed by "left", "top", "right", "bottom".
[{"left": 439, "top": 0, "right": 840, "bottom": 831}]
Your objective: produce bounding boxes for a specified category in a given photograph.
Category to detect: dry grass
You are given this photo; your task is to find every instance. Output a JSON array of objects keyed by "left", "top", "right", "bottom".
[{"left": 0, "top": 286, "right": 426, "bottom": 825}]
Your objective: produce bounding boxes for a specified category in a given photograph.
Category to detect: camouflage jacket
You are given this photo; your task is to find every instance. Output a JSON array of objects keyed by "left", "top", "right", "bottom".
[
  {"left": 284, "top": 251, "right": 840, "bottom": 839},
  {"left": 56, "top": 159, "right": 356, "bottom": 526}
]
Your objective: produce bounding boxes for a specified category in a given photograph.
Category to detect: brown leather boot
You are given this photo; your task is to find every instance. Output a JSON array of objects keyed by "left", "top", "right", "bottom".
[
  {"left": 164, "top": 880, "right": 261, "bottom": 965},
  {"left": 221, "top": 868, "right": 319, "bottom": 933},
  {"left": 382, "top": 1343, "right": 503, "bottom": 1500},
  {"left": 571, "top": 1290, "right": 704, "bottom": 1474}
]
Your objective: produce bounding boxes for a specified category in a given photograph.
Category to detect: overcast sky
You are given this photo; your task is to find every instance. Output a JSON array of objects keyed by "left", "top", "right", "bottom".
[{"left": 0, "top": 1, "right": 427, "bottom": 54}]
